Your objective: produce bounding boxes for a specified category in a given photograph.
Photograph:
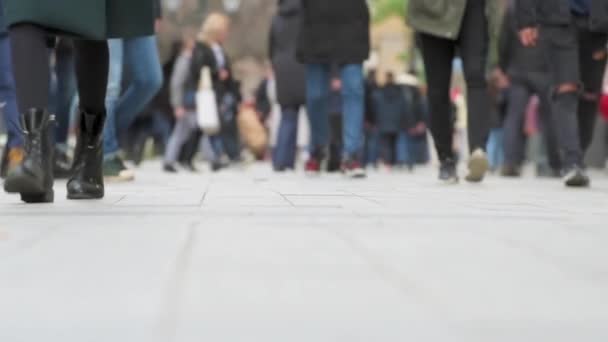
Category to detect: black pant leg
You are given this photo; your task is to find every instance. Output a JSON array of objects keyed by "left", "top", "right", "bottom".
[
  {"left": 73, "top": 39, "right": 109, "bottom": 115},
  {"left": 577, "top": 26, "right": 608, "bottom": 152},
  {"left": 418, "top": 33, "right": 456, "bottom": 162},
  {"left": 457, "top": 0, "right": 491, "bottom": 153},
  {"left": 540, "top": 24, "right": 583, "bottom": 168},
  {"left": 531, "top": 72, "right": 562, "bottom": 170},
  {"left": 9, "top": 24, "right": 51, "bottom": 113},
  {"left": 503, "top": 80, "right": 532, "bottom": 167}
]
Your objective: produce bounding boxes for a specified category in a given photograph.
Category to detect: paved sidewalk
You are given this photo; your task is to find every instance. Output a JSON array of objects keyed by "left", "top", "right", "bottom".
[{"left": 1, "top": 162, "right": 608, "bottom": 341}]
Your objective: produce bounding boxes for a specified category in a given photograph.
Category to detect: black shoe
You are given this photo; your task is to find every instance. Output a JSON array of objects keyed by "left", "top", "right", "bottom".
[
  {"left": 163, "top": 163, "right": 179, "bottom": 173},
  {"left": 536, "top": 164, "right": 561, "bottom": 179},
  {"left": 439, "top": 159, "right": 459, "bottom": 184},
  {"left": 53, "top": 147, "right": 72, "bottom": 179},
  {"left": 180, "top": 161, "right": 199, "bottom": 173},
  {"left": 129, "top": 135, "right": 147, "bottom": 166},
  {"left": 501, "top": 164, "right": 522, "bottom": 178},
  {"left": 563, "top": 165, "right": 590, "bottom": 188},
  {"left": 211, "top": 161, "right": 227, "bottom": 172},
  {"left": 3, "top": 109, "right": 55, "bottom": 203},
  {"left": 67, "top": 110, "right": 106, "bottom": 200}
]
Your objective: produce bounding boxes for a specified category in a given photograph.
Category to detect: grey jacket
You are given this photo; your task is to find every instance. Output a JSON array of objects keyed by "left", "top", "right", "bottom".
[
  {"left": 170, "top": 53, "right": 193, "bottom": 110},
  {"left": 407, "top": 0, "right": 500, "bottom": 40}
]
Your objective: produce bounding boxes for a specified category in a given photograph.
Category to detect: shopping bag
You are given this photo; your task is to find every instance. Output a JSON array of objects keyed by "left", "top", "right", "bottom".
[{"left": 196, "top": 67, "right": 221, "bottom": 135}]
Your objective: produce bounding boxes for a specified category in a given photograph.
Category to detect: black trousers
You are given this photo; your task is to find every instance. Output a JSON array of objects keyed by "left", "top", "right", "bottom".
[
  {"left": 540, "top": 18, "right": 608, "bottom": 167},
  {"left": 9, "top": 24, "right": 108, "bottom": 115},
  {"left": 418, "top": 0, "right": 490, "bottom": 161},
  {"left": 379, "top": 132, "right": 398, "bottom": 165},
  {"left": 503, "top": 72, "right": 561, "bottom": 170},
  {"left": 327, "top": 113, "right": 343, "bottom": 172}
]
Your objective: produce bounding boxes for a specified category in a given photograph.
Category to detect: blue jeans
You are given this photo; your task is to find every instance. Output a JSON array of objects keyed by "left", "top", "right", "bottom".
[
  {"left": 103, "top": 36, "right": 163, "bottom": 157},
  {"left": 306, "top": 63, "right": 364, "bottom": 158},
  {"left": 396, "top": 132, "right": 410, "bottom": 166},
  {"left": 487, "top": 128, "right": 504, "bottom": 170},
  {"left": 0, "top": 35, "right": 22, "bottom": 149},
  {"left": 273, "top": 105, "right": 300, "bottom": 170}
]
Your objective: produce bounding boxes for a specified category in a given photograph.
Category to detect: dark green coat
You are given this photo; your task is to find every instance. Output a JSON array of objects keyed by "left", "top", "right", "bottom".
[
  {"left": 407, "top": 0, "right": 500, "bottom": 41},
  {"left": 3, "top": 0, "right": 155, "bottom": 40}
]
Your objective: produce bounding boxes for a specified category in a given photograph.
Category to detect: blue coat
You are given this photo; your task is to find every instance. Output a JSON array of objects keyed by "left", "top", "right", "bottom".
[{"left": 373, "top": 84, "right": 409, "bottom": 134}]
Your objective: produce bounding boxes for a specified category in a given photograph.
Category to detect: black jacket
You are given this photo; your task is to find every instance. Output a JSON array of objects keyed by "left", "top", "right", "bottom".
[
  {"left": 189, "top": 41, "right": 239, "bottom": 103},
  {"left": 270, "top": 0, "right": 306, "bottom": 107},
  {"left": 154, "top": 0, "right": 163, "bottom": 19},
  {"left": 518, "top": 0, "right": 608, "bottom": 32},
  {"left": 296, "top": 0, "right": 370, "bottom": 64},
  {"left": 499, "top": 4, "right": 547, "bottom": 77}
]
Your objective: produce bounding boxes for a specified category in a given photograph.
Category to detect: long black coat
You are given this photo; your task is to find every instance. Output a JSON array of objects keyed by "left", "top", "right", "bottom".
[
  {"left": 270, "top": 0, "right": 306, "bottom": 107},
  {"left": 0, "top": 0, "right": 6, "bottom": 36},
  {"left": 2, "top": 0, "right": 155, "bottom": 40},
  {"left": 518, "top": 0, "right": 608, "bottom": 32},
  {"left": 189, "top": 41, "right": 240, "bottom": 107},
  {"left": 296, "top": 0, "right": 370, "bottom": 65}
]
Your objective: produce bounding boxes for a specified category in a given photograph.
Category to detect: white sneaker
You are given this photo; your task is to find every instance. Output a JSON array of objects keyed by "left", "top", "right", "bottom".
[{"left": 465, "top": 148, "right": 489, "bottom": 183}]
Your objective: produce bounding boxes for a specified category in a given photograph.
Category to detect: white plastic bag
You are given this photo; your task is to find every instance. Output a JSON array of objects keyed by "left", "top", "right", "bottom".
[{"left": 196, "top": 67, "right": 221, "bottom": 135}]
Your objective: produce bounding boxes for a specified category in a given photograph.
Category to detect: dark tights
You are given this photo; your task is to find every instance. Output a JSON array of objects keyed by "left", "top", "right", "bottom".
[
  {"left": 418, "top": 0, "right": 490, "bottom": 161},
  {"left": 9, "top": 24, "right": 109, "bottom": 115}
]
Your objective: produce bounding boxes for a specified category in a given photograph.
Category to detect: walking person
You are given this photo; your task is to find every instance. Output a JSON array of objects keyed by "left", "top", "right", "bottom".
[
  {"left": 0, "top": 0, "right": 22, "bottom": 179},
  {"left": 270, "top": 0, "right": 306, "bottom": 172},
  {"left": 518, "top": 0, "right": 608, "bottom": 187},
  {"left": 407, "top": 0, "right": 500, "bottom": 183},
  {"left": 297, "top": 0, "right": 370, "bottom": 178},
  {"left": 499, "top": 1, "right": 561, "bottom": 178},
  {"left": 102, "top": 0, "right": 163, "bottom": 182},
  {"left": 164, "top": 13, "right": 234, "bottom": 173},
  {"left": 2, "top": 0, "right": 155, "bottom": 203}
]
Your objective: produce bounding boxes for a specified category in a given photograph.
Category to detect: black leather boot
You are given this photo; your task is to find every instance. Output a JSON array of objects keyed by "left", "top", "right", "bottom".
[
  {"left": 53, "top": 147, "right": 73, "bottom": 179},
  {"left": 67, "top": 110, "right": 106, "bottom": 200},
  {"left": 3, "top": 109, "right": 55, "bottom": 203},
  {"left": 0, "top": 144, "right": 8, "bottom": 179}
]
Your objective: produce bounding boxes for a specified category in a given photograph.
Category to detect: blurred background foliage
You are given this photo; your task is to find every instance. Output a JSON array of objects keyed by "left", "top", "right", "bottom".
[{"left": 371, "top": 0, "right": 408, "bottom": 23}]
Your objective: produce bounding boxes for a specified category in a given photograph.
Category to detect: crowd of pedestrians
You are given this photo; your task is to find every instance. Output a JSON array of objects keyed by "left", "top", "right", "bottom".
[{"left": 1, "top": 0, "right": 608, "bottom": 205}]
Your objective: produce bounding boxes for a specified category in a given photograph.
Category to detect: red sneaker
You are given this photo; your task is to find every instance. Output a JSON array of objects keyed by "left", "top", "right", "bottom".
[
  {"left": 341, "top": 158, "right": 366, "bottom": 179},
  {"left": 305, "top": 158, "right": 321, "bottom": 176}
]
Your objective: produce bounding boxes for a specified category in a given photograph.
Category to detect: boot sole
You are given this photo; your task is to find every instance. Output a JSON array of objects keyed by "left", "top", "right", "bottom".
[
  {"left": 21, "top": 190, "right": 54, "bottom": 203},
  {"left": 67, "top": 192, "right": 104, "bottom": 200},
  {"left": 4, "top": 173, "right": 46, "bottom": 195},
  {"left": 4, "top": 174, "right": 53, "bottom": 203},
  {"left": 466, "top": 155, "right": 489, "bottom": 183}
]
